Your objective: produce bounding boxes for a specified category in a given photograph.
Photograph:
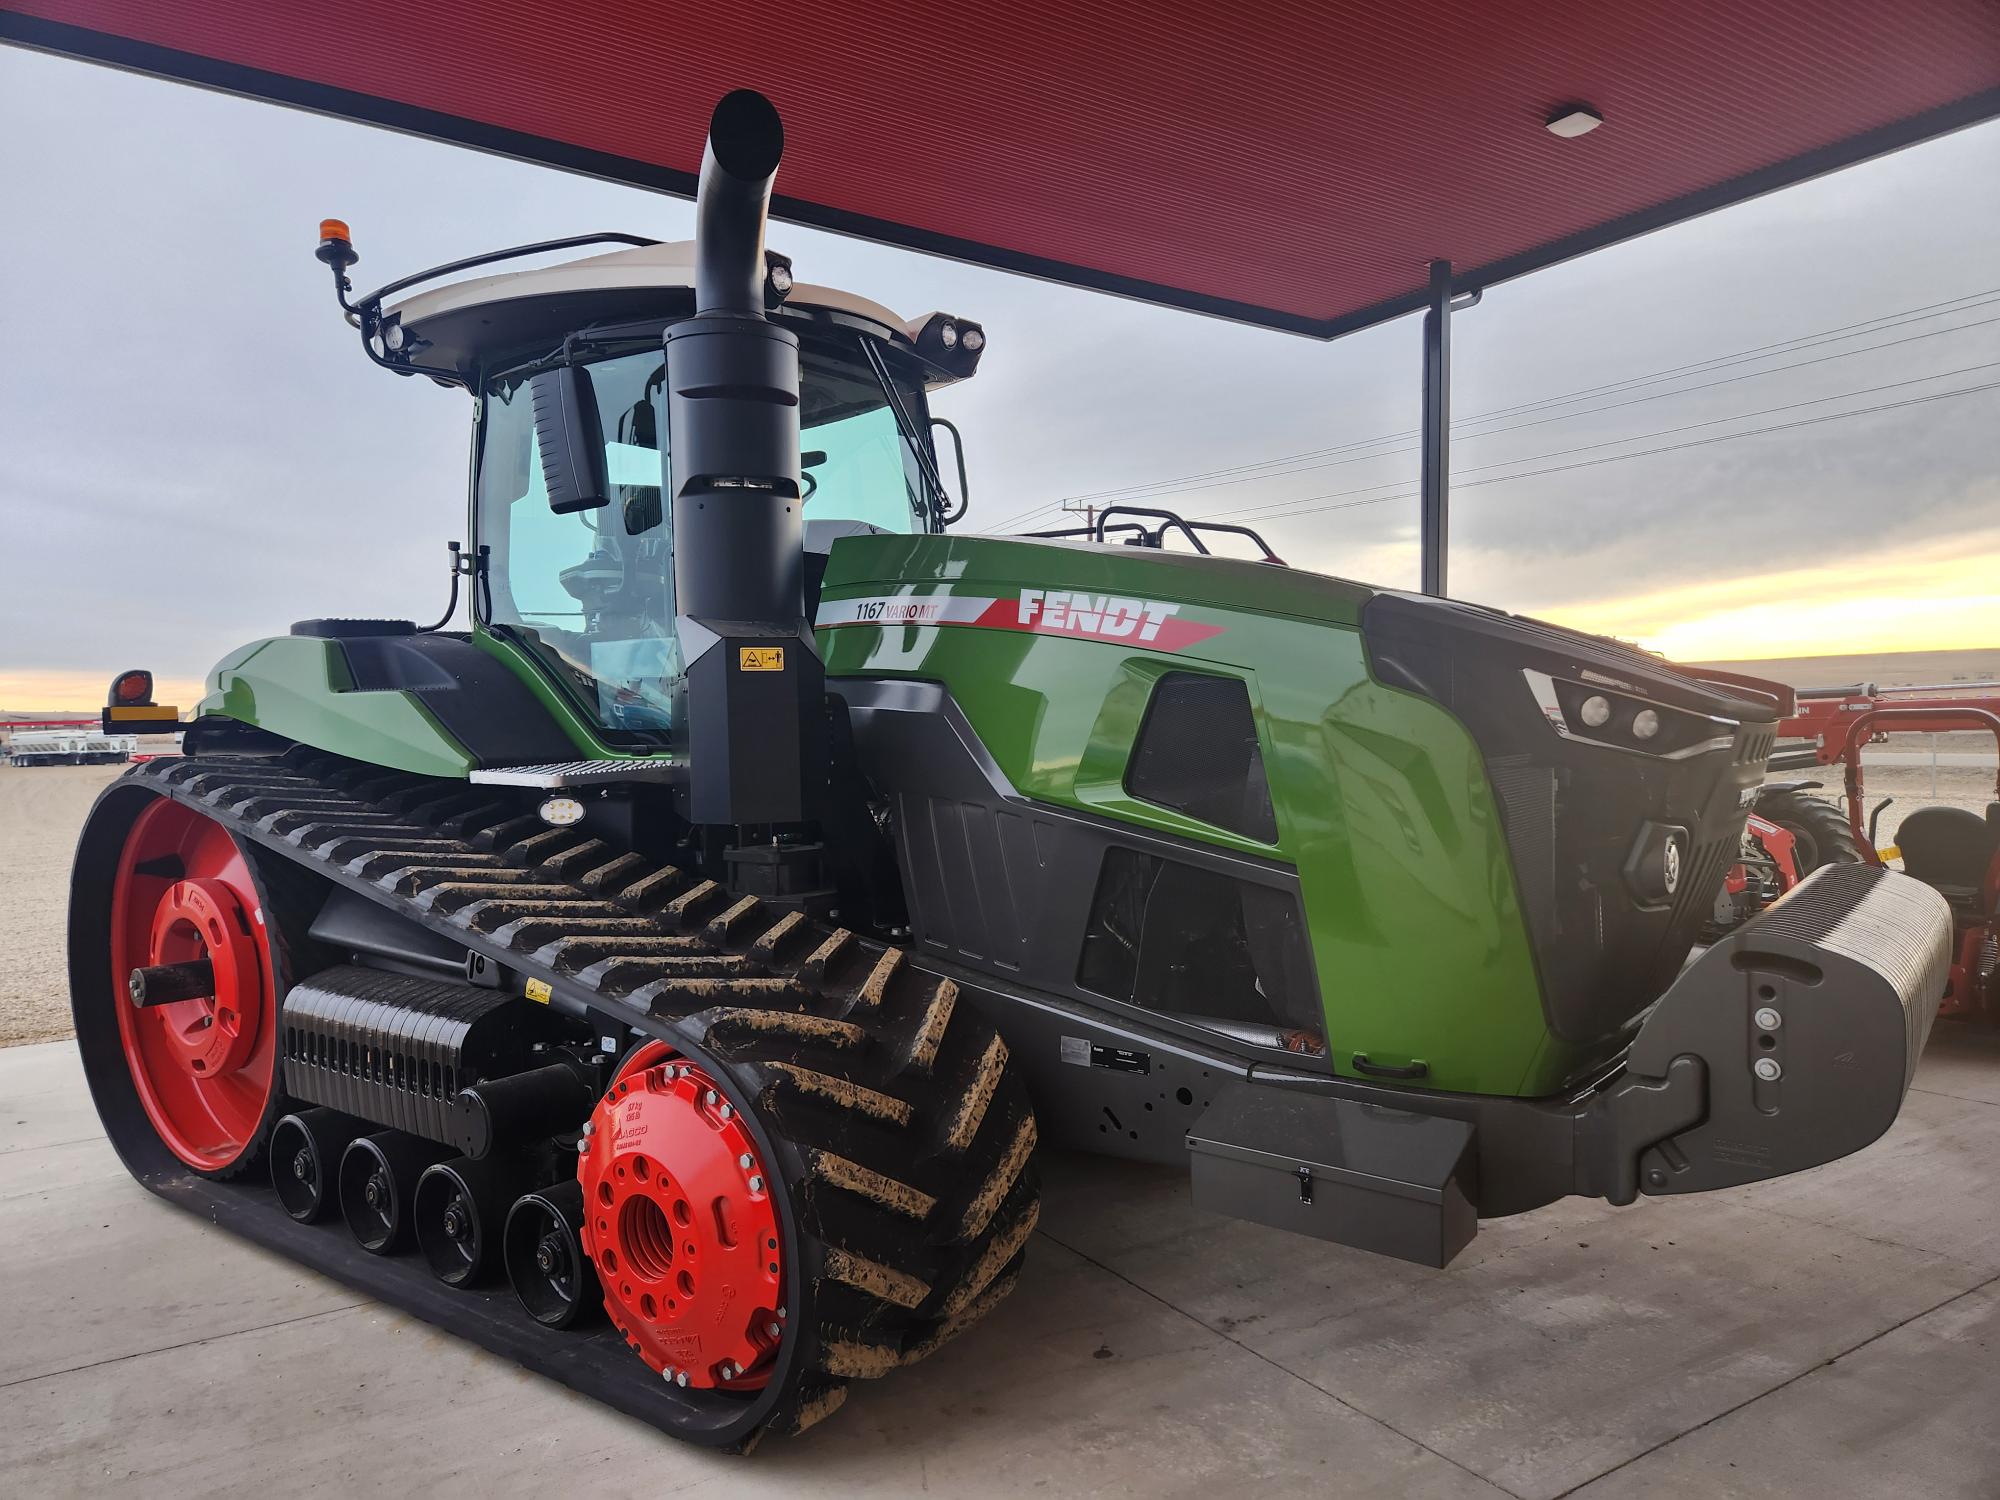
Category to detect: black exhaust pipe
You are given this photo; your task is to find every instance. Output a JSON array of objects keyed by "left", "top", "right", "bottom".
[
  {"left": 693, "top": 89, "right": 786, "bottom": 317},
  {"left": 666, "top": 88, "right": 821, "bottom": 828}
]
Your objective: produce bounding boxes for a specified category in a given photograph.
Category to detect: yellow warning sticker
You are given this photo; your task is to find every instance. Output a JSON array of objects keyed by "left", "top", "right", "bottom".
[
  {"left": 525, "top": 977, "right": 553, "bottom": 1005},
  {"left": 739, "top": 646, "right": 785, "bottom": 672}
]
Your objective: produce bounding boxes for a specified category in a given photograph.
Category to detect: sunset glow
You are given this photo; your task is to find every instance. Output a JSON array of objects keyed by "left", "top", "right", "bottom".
[
  {"left": 1537, "top": 531, "right": 2000, "bottom": 662},
  {"left": 0, "top": 672, "right": 207, "bottom": 716}
]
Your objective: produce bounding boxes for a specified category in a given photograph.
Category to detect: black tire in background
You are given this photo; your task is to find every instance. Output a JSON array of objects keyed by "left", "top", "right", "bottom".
[{"left": 1753, "top": 787, "right": 1867, "bottom": 875}]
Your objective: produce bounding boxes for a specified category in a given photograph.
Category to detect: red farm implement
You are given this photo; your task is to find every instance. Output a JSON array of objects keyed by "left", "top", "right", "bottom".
[{"left": 1733, "top": 682, "right": 2000, "bottom": 1024}]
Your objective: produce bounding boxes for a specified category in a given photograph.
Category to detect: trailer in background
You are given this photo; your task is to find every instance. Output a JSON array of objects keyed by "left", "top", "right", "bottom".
[{"left": 4, "top": 728, "right": 139, "bottom": 766}]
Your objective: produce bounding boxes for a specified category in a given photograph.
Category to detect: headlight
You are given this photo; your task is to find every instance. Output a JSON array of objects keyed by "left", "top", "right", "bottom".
[
  {"left": 1522, "top": 669, "right": 1738, "bottom": 760},
  {"left": 538, "top": 796, "right": 585, "bottom": 827}
]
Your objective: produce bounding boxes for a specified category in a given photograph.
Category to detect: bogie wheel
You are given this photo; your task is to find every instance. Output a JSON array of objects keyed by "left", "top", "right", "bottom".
[
  {"left": 1754, "top": 788, "right": 1867, "bottom": 875},
  {"left": 72, "top": 781, "right": 316, "bottom": 1181}
]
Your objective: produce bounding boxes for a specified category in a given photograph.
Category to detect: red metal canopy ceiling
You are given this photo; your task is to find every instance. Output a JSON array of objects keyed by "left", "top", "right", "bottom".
[{"left": 5, "top": 1, "right": 1998, "bottom": 337}]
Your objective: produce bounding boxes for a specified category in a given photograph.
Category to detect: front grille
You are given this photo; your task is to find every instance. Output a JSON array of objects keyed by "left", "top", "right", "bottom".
[
  {"left": 1736, "top": 724, "right": 1775, "bottom": 765},
  {"left": 1363, "top": 592, "right": 1778, "bottom": 1054}
]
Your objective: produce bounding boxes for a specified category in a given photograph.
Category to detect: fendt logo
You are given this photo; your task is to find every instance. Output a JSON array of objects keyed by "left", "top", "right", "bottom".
[
  {"left": 1016, "top": 589, "right": 1178, "bottom": 642},
  {"left": 817, "top": 589, "right": 1226, "bottom": 653}
]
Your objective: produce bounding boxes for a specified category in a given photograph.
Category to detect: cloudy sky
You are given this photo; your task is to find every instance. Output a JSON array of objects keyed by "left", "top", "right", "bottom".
[{"left": 2, "top": 45, "right": 1996, "bottom": 709}]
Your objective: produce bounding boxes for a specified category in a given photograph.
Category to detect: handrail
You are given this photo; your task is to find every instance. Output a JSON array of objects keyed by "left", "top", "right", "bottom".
[{"left": 1827, "top": 705, "right": 2000, "bottom": 859}]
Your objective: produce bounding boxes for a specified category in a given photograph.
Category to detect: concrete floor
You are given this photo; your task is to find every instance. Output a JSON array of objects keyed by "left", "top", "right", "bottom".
[{"left": 3, "top": 1033, "right": 1997, "bottom": 1500}]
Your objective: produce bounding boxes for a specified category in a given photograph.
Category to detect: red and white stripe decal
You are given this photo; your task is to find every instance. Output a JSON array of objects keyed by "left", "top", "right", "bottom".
[{"left": 818, "top": 589, "right": 1224, "bottom": 652}]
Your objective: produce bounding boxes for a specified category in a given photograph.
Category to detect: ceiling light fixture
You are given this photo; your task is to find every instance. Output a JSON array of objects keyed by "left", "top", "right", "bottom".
[{"left": 1545, "top": 104, "right": 1604, "bottom": 139}]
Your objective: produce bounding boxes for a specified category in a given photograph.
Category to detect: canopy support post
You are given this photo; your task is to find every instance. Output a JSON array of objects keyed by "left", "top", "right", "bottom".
[{"left": 1419, "top": 258, "right": 1453, "bottom": 597}]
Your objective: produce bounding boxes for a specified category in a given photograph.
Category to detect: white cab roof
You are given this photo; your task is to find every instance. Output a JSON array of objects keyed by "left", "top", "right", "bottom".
[{"left": 389, "top": 240, "right": 911, "bottom": 339}]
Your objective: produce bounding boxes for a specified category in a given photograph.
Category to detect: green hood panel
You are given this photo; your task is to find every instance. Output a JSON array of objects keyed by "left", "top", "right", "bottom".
[
  {"left": 196, "top": 636, "right": 476, "bottom": 779},
  {"left": 816, "top": 533, "right": 1562, "bottom": 1097}
]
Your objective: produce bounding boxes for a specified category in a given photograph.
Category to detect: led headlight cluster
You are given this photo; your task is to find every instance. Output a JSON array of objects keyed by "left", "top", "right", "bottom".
[
  {"left": 907, "top": 311, "right": 987, "bottom": 376},
  {"left": 1522, "top": 670, "right": 1735, "bottom": 760}
]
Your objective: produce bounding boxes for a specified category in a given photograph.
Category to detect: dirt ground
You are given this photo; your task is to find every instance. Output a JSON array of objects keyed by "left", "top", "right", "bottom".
[{"left": 0, "top": 763, "right": 126, "bottom": 1046}]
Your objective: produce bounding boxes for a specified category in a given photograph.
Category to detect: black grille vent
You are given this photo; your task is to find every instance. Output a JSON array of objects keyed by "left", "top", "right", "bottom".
[
  {"left": 1736, "top": 724, "right": 1775, "bottom": 765},
  {"left": 1488, "top": 760, "right": 1558, "bottom": 924},
  {"left": 1125, "top": 673, "right": 1278, "bottom": 844}
]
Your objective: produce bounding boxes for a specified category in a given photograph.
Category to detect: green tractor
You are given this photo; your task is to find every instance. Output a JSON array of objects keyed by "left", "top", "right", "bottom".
[{"left": 71, "top": 91, "right": 1953, "bottom": 1448}]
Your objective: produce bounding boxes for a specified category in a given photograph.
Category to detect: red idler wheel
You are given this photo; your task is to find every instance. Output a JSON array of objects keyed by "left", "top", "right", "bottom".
[
  {"left": 579, "top": 1040, "right": 786, "bottom": 1391},
  {"left": 108, "top": 798, "right": 279, "bottom": 1173}
]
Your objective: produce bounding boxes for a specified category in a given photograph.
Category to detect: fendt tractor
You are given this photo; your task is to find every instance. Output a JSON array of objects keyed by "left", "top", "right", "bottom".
[{"left": 73, "top": 92, "right": 1954, "bottom": 1448}]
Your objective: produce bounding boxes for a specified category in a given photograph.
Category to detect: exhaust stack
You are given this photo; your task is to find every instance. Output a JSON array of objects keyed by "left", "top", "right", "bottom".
[
  {"left": 666, "top": 90, "right": 819, "bottom": 827},
  {"left": 692, "top": 89, "right": 786, "bottom": 317}
]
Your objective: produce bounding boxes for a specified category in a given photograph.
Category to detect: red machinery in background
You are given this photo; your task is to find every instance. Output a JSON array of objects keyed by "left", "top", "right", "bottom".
[{"left": 1732, "top": 682, "right": 2000, "bottom": 1023}]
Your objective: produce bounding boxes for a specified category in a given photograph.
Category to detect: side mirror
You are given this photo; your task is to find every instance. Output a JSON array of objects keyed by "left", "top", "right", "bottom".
[
  {"left": 929, "top": 417, "right": 970, "bottom": 527},
  {"left": 530, "top": 366, "right": 609, "bottom": 514}
]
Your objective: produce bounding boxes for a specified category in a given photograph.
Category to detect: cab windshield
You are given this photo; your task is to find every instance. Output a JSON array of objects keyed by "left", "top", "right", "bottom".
[{"left": 476, "top": 334, "right": 935, "bottom": 745}]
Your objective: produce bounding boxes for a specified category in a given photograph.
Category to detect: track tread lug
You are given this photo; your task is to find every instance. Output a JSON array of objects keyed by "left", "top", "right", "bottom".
[
  {"left": 704, "top": 893, "right": 764, "bottom": 943},
  {"left": 614, "top": 865, "right": 691, "bottom": 912},
  {"left": 845, "top": 946, "right": 903, "bottom": 1015},
  {"left": 506, "top": 827, "right": 591, "bottom": 865},
  {"left": 577, "top": 851, "right": 649, "bottom": 893},
  {"left": 939, "top": 1033, "right": 1009, "bottom": 1154},
  {"left": 806, "top": 1147, "right": 935, "bottom": 1218},
  {"left": 762, "top": 1063, "right": 914, "bottom": 1126},
  {"left": 538, "top": 838, "right": 613, "bottom": 878},
  {"left": 661, "top": 879, "right": 727, "bottom": 930},
  {"left": 799, "top": 928, "right": 855, "bottom": 990},
  {"left": 898, "top": 978, "right": 957, "bottom": 1075},
  {"left": 747, "top": 910, "right": 807, "bottom": 966},
  {"left": 821, "top": 1246, "right": 930, "bottom": 1310},
  {"left": 636, "top": 976, "right": 802, "bottom": 1016},
  {"left": 469, "top": 814, "right": 542, "bottom": 851}
]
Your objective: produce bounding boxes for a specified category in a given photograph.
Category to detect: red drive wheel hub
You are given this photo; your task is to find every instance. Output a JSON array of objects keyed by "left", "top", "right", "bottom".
[
  {"left": 579, "top": 1041, "right": 786, "bottom": 1391},
  {"left": 109, "top": 798, "right": 277, "bottom": 1171}
]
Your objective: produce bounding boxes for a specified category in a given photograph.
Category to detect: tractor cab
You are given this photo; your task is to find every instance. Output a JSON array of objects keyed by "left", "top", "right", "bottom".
[{"left": 322, "top": 225, "right": 983, "bottom": 749}]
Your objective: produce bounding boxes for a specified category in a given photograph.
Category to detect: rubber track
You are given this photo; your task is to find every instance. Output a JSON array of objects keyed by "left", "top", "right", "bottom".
[{"left": 127, "top": 750, "right": 1040, "bottom": 1442}]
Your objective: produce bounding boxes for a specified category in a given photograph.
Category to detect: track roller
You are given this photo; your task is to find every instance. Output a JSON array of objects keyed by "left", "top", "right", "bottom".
[
  {"left": 270, "top": 1107, "right": 367, "bottom": 1222},
  {"left": 450, "top": 1059, "right": 597, "bottom": 1159},
  {"left": 504, "top": 1181, "right": 600, "bottom": 1329},
  {"left": 340, "top": 1131, "right": 449, "bottom": 1254},
  {"left": 415, "top": 1155, "right": 522, "bottom": 1287}
]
